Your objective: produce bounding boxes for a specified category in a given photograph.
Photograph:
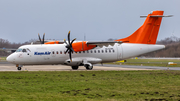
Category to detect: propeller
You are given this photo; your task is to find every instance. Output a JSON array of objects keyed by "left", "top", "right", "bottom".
[
  {"left": 38, "top": 33, "right": 45, "bottom": 44},
  {"left": 64, "top": 31, "right": 76, "bottom": 62}
]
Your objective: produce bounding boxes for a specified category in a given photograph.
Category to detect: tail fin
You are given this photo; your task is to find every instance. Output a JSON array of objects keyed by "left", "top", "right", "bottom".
[{"left": 116, "top": 10, "right": 164, "bottom": 44}]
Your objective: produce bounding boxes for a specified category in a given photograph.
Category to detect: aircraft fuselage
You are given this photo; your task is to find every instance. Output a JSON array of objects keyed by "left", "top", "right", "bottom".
[{"left": 7, "top": 43, "right": 165, "bottom": 66}]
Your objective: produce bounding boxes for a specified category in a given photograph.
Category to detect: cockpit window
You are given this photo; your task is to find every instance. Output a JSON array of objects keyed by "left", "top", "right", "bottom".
[
  {"left": 16, "top": 48, "right": 29, "bottom": 52},
  {"left": 22, "top": 49, "right": 27, "bottom": 52},
  {"left": 27, "top": 48, "right": 31, "bottom": 52},
  {"left": 16, "top": 48, "right": 23, "bottom": 52}
]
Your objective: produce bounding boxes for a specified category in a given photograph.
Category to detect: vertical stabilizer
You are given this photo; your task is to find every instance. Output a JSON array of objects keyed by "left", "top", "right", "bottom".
[{"left": 116, "top": 10, "right": 164, "bottom": 44}]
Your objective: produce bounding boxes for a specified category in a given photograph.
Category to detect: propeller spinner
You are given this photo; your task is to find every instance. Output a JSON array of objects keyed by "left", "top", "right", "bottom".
[{"left": 64, "top": 31, "right": 76, "bottom": 62}]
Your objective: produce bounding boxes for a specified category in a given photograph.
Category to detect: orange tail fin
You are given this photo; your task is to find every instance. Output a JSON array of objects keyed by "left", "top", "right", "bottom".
[{"left": 115, "top": 10, "right": 164, "bottom": 44}]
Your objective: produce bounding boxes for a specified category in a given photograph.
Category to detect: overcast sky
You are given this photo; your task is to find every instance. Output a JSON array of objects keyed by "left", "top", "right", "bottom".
[{"left": 0, "top": 0, "right": 179, "bottom": 43}]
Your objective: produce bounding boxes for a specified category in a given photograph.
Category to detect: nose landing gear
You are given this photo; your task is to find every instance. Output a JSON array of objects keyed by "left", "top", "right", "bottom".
[
  {"left": 16, "top": 64, "right": 23, "bottom": 70},
  {"left": 17, "top": 67, "right": 21, "bottom": 70}
]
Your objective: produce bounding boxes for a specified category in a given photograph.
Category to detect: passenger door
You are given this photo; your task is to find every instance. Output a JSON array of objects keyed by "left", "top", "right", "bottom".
[{"left": 117, "top": 44, "right": 123, "bottom": 60}]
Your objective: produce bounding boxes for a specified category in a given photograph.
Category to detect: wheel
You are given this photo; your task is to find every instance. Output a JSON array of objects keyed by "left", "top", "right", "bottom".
[
  {"left": 85, "top": 65, "right": 93, "bottom": 70},
  {"left": 71, "top": 66, "right": 79, "bottom": 70},
  {"left": 17, "top": 67, "right": 21, "bottom": 70}
]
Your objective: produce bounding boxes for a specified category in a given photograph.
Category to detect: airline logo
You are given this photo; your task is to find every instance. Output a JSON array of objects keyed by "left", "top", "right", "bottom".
[{"left": 34, "top": 51, "right": 51, "bottom": 55}]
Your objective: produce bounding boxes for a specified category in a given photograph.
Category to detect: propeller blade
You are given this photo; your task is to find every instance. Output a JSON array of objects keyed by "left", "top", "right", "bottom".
[
  {"left": 68, "top": 31, "right": 70, "bottom": 45},
  {"left": 69, "top": 50, "right": 72, "bottom": 62},
  {"left": 64, "top": 39, "right": 68, "bottom": 44},
  {"left": 70, "top": 38, "right": 76, "bottom": 45},
  {"left": 64, "top": 31, "right": 76, "bottom": 62},
  {"left": 42, "top": 33, "right": 45, "bottom": 44},
  {"left": 70, "top": 47, "right": 74, "bottom": 52},
  {"left": 38, "top": 33, "right": 42, "bottom": 43},
  {"left": 65, "top": 49, "right": 69, "bottom": 54}
]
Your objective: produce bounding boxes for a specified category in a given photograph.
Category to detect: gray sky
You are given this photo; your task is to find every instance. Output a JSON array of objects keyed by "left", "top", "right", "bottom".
[{"left": 0, "top": 0, "right": 179, "bottom": 43}]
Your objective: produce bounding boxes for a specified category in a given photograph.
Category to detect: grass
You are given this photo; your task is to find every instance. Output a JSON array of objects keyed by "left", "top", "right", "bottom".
[
  {"left": 0, "top": 71, "right": 180, "bottom": 101},
  {"left": 0, "top": 57, "right": 6, "bottom": 61},
  {"left": 114, "top": 59, "right": 180, "bottom": 67}
]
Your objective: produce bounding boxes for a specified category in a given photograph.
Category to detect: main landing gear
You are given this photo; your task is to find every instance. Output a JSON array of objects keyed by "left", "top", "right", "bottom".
[
  {"left": 16, "top": 64, "right": 23, "bottom": 71},
  {"left": 71, "top": 66, "right": 79, "bottom": 70},
  {"left": 85, "top": 64, "right": 93, "bottom": 70},
  {"left": 71, "top": 65, "right": 93, "bottom": 70}
]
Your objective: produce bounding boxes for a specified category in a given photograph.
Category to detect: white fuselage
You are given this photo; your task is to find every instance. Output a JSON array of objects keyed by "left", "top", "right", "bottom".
[{"left": 7, "top": 43, "right": 165, "bottom": 66}]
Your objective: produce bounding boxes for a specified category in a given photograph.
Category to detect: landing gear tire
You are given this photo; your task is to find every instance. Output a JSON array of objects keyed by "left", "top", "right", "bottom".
[
  {"left": 17, "top": 67, "right": 21, "bottom": 70},
  {"left": 85, "top": 65, "right": 93, "bottom": 70},
  {"left": 71, "top": 66, "right": 79, "bottom": 70}
]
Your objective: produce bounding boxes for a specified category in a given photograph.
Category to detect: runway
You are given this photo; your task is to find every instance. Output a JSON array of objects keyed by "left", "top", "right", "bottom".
[{"left": 0, "top": 61, "right": 179, "bottom": 71}]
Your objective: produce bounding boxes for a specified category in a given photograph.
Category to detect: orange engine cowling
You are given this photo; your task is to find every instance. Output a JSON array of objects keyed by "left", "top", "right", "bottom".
[{"left": 72, "top": 41, "right": 96, "bottom": 52}]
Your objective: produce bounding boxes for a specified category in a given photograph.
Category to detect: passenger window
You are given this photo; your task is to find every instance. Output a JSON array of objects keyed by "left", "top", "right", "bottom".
[
  {"left": 98, "top": 50, "right": 100, "bottom": 53},
  {"left": 113, "top": 50, "right": 115, "bottom": 52},
  {"left": 83, "top": 51, "right": 85, "bottom": 53},
  {"left": 94, "top": 50, "right": 96, "bottom": 53},
  {"left": 60, "top": 51, "right": 62, "bottom": 54},
  {"left": 91, "top": 50, "right": 93, "bottom": 53},
  {"left": 57, "top": 51, "right": 59, "bottom": 54},
  {"left": 102, "top": 50, "right": 104, "bottom": 53},
  {"left": 109, "top": 50, "right": 111, "bottom": 53},
  {"left": 105, "top": 50, "right": 107, "bottom": 53},
  {"left": 87, "top": 50, "right": 89, "bottom": 53}
]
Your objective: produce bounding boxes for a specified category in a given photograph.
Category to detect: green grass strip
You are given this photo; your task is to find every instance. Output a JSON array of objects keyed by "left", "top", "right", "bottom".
[{"left": 0, "top": 70, "right": 180, "bottom": 101}]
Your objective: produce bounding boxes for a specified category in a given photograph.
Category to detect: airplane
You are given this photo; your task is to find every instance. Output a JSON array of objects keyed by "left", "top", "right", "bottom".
[{"left": 6, "top": 10, "right": 171, "bottom": 70}]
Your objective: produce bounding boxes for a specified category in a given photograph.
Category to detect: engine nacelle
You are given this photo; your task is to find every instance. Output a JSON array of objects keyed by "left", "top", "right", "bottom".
[{"left": 72, "top": 41, "right": 96, "bottom": 52}]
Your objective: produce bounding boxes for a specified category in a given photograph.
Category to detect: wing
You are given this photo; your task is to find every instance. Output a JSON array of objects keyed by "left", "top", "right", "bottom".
[
  {"left": 72, "top": 41, "right": 123, "bottom": 52},
  {"left": 86, "top": 41, "right": 123, "bottom": 48},
  {"left": 44, "top": 40, "right": 64, "bottom": 44}
]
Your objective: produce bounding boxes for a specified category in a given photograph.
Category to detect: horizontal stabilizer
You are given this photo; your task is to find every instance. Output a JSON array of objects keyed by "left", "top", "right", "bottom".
[{"left": 140, "top": 15, "right": 173, "bottom": 18}]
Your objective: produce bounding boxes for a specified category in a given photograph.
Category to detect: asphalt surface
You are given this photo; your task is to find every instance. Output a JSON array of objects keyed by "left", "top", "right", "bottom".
[
  {"left": 0, "top": 61, "right": 180, "bottom": 71},
  {"left": 95, "top": 64, "right": 180, "bottom": 71}
]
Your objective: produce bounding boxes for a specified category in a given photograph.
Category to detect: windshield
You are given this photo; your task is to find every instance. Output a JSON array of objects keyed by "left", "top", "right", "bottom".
[
  {"left": 16, "top": 48, "right": 30, "bottom": 52},
  {"left": 16, "top": 48, "right": 23, "bottom": 52}
]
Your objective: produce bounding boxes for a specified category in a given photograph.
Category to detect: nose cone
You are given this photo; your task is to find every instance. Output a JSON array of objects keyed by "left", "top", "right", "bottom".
[{"left": 6, "top": 54, "right": 14, "bottom": 63}]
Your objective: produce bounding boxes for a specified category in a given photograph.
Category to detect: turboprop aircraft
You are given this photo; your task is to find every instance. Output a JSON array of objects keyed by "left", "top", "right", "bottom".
[{"left": 6, "top": 10, "right": 171, "bottom": 70}]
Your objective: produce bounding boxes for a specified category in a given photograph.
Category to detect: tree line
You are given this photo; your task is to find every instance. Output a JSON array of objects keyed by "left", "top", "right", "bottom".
[
  {"left": 0, "top": 38, "right": 37, "bottom": 56},
  {"left": 142, "top": 36, "right": 180, "bottom": 57}
]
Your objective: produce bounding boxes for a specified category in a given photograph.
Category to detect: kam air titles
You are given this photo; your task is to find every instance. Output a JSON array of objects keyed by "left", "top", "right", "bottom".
[{"left": 34, "top": 51, "right": 51, "bottom": 55}]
